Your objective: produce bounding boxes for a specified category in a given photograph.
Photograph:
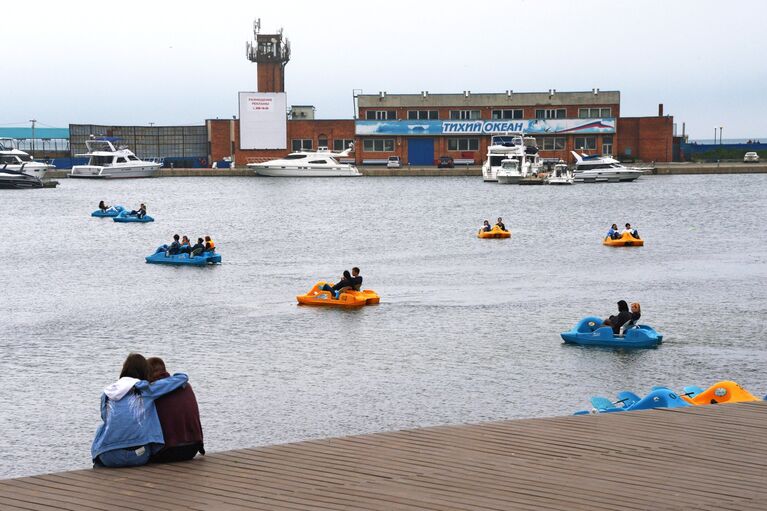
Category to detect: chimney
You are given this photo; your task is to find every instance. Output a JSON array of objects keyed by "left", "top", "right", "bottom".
[
  {"left": 506, "top": 90, "right": 513, "bottom": 97},
  {"left": 593, "top": 88, "right": 599, "bottom": 95},
  {"left": 658, "top": 103, "right": 664, "bottom": 116}
]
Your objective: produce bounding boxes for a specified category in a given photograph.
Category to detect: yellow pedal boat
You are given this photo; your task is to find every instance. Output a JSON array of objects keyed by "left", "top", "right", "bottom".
[
  {"left": 296, "top": 281, "right": 380, "bottom": 308},
  {"left": 478, "top": 226, "right": 511, "bottom": 239},
  {"left": 603, "top": 232, "right": 644, "bottom": 247},
  {"left": 681, "top": 381, "right": 761, "bottom": 405}
]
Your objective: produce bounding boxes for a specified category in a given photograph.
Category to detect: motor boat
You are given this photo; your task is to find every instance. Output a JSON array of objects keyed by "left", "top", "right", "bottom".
[
  {"left": 0, "top": 138, "right": 55, "bottom": 179},
  {"left": 545, "top": 162, "right": 574, "bottom": 185},
  {"left": 69, "top": 139, "right": 162, "bottom": 178},
  {"left": 571, "top": 152, "right": 644, "bottom": 182},
  {"left": 482, "top": 133, "right": 542, "bottom": 182},
  {"left": 248, "top": 146, "right": 361, "bottom": 177},
  {"left": 0, "top": 166, "right": 43, "bottom": 189},
  {"left": 496, "top": 159, "right": 522, "bottom": 184}
]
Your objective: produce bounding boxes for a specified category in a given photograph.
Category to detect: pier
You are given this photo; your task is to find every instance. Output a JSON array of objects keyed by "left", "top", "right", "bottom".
[{"left": 2, "top": 401, "right": 765, "bottom": 510}]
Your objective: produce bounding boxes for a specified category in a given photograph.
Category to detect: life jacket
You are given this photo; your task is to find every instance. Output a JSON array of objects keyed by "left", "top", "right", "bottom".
[{"left": 206, "top": 239, "right": 215, "bottom": 250}]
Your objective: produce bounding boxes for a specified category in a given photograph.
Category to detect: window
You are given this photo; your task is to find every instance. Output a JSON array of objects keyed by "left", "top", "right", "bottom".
[
  {"left": 308, "top": 160, "right": 328, "bottom": 164},
  {"left": 447, "top": 138, "right": 480, "bottom": 151},
  {"left": 291, "top": 139, "right": 313, "bottom": 151},
  {"left": 579, "top": 107, "right": 612, "bottom": 118},
  {"left": 538, "top": 137, "right": 566, "bottom": 151},
  {"left": 407, "top": 110, "right": 438, "bottom": 120},
  {"left": 318, "top": 135, "right": 328, "bottom": 148},
  {"left": 574, "top": 136, "right": 597, "bottom": 151},
  {"left": 362, "top": 138, "right": 395, "bottom": 152},
  {"left": 450, "top": 110, "right": 481, "bottom": 120},
  {"left": 535, "top": 109, "right": 566, "bottom": 119},
  {"left": 365, "top": 110, "right": 396, "bottom": 120},
  {"left": 333, "top": 139, "right": 355, "bottom": 151},
  {"left": 602, "top": 136, "right": 613, "bottom": 155},
  {"left": 491, "top": 109, "right": 523, "bottom": 120}
]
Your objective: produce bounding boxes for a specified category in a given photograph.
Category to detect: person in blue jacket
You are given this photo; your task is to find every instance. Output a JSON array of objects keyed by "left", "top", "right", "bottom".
[
  {"left": 91, "top": 353, "right": 188, "bottom": 468},
  {"left": 605, "top": 224, "right": 620, "bottom": 240}
]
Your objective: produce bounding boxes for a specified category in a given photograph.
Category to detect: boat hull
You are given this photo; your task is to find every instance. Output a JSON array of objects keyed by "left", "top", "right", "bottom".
[
  {"left": 574, "top": 170, "right": 642, "bottom": 183},
  {"left": 249, "top": 165, "right": 361, "bottom": 177},
  {"left": 69, "top": 164, "right": 160, "bottom": 179},
  {"left": 146, "top": 246, "right": 221, "bottom": 266},
  {"left": 297, "top": 282, "right": 380, "bottom": 308},
  {"left": 0, "top": 172, "right": 43, "bottom": 189},
  {"left": 603, "top": 233, "right": 644, "bottom": 247},
  {"left": 561, "top": 316, "right": 662, "bottom": 349},
  {"left": 497, "top": 174, "right": 522, "bottom": 184},
  {"left": 477, "top": 228, "right": 511, "bottom": 239}
]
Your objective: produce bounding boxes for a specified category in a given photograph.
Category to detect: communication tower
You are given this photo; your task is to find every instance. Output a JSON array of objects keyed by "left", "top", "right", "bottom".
[{"left": 245, "top": 18, "right": 291, "bottom": 93}]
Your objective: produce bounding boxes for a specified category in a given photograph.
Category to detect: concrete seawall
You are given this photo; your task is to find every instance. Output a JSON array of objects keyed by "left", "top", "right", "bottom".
[{"left": 44, "top": 163, "right": 767, "bottom": 179}]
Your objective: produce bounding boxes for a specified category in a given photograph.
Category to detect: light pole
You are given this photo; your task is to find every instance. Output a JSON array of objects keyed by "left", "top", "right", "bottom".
[
  {"left": 713, "top": 127, "right": 717, "bottom": 145},
  {"left": 719, "top": 126, "right": 723, "bottom": 145},
  {"left": 29, "top": 119, "right": 37, "bottom": 153}
]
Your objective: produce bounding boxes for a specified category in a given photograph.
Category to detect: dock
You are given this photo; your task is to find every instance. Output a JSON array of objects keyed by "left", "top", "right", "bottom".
[{"left": 1, "top": 401, "right": 765, "bottom": 510}]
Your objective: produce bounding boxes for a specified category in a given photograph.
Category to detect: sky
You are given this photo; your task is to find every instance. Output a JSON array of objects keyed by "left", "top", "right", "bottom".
[{"left": 2, "top": 0, "right": 765, "bottom": 139}]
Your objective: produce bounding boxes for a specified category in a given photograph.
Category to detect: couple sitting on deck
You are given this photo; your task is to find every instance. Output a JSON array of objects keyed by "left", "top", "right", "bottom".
[
  {"left": 479, "top": 217, "right": 508, "bottom": 232},
  {"left": 606, "top": 223, "right": 640, "bottom": 240},
  {"left": 166, "top": 234, "right": 215, "bottom": 257},
  {"left": 91, "top": 353, "right": 204, "bottom": 468},
  {"left": 321, "top": 267, "right": 363, "bottom": 298},
  {"left": 603, "top": 300, "right": 642, "bottom": 335}
]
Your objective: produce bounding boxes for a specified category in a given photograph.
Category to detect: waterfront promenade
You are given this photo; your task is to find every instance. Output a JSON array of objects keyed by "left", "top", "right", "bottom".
[
  {"left": 2, "top": 401, "right": 765, "bottom": 510},
  {"left": 44, "top": 162, "right": 767, "bottom": 178}
]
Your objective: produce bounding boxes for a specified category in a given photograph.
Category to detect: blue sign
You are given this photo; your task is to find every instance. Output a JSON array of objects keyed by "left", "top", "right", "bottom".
[{"left": 356, "top": 118, "right": 615, "bottom": 136}]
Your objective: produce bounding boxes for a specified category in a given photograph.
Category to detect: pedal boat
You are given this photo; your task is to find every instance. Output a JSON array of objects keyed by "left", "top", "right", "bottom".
[
  {"left": 603, "top": 232, "right": 643, "bottom": 247},
  {"left": 477, "top": 226, "right": 511, "bottom": 239},
  {"left": 145, "top": 245, "right": 221, "bottom": 266},
  {"left": 297, "top": 281, "right": 380, "bottom": 308},
  {"left": 114, "top": 210, "right": 154, "bottom": 223},
  {"left": 561, "top": 316, "right": 663, "bottom": 349},
  {"left": 574, "top": 387, "right": 690, "bottom": 415},
  {"left": 91, "top": 205, "right": 125, "bottom": 217},
  {"left": 681, "top": 381, "right": 762, "bottom": 405}
]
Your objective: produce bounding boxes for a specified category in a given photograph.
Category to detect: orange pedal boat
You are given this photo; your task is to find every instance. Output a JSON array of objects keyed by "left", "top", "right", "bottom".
[
  {"left": 296, "top": 281, "right": 380, "bottom": 308},
  {"left": 603, "top": 232, "right": 644, "bottom": 247},
  {"left": 477, "top": 226, "right": 511, "bottom": 239},
  {"left": 681, "top": 381, "right": 761, "bottom": 405}
]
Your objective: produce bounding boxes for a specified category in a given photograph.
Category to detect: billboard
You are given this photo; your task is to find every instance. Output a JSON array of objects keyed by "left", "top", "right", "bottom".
[
  {"left": 239, "top": 92, "right": 287, "bottom": 149},
  {"left": 355, "top": 118, "right": 616, "bottom": 136}
]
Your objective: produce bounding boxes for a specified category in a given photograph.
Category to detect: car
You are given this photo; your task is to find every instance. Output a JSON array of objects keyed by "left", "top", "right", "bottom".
[
  {"left": 437, "top": 156, "right": 455, "bottom": 168},
  {"left": 744, "top": 151, "right": 760, "bottom": 163},
  {"left": 386, "top": 156, "right": 401, "bottom": 168}
]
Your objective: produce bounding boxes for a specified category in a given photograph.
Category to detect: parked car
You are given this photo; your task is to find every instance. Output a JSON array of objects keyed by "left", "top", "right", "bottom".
[
  {"left": 744, "top": 151, "right": 760, "bottom": 163},
  {"left": 437, "top": 156, "right": 455, "bottom": 168},
  {"left": 386, "top": 156, "right": 401, "bottom": 168}
]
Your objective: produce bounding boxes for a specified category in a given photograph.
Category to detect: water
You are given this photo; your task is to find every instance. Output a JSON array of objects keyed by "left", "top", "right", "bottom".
[{"left": 1, "top": 174, "right": 765, "bottom": 479}]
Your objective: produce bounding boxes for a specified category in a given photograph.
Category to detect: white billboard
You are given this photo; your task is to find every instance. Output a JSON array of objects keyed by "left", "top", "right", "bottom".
[{"left": 239, "top": 92, "right": 287, "bottom": 149}]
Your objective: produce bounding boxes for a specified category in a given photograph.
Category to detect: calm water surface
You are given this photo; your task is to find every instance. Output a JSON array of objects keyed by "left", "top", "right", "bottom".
[{"left": 1, "top": 174, "right": 765, "bottom": 479}]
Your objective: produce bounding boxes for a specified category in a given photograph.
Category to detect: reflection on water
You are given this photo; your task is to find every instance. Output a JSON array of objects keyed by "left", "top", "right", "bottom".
[{"left": 0, "top": 174, "right": 765, "bottom": 478}]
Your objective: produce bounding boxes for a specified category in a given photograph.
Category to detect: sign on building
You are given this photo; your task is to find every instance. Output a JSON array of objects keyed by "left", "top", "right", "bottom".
[
  {"left": 239, "top": 92, "right": 287, "bottom": 149},
  {"left": 355, "top": 118, "right": 616, "bottom": 136}
]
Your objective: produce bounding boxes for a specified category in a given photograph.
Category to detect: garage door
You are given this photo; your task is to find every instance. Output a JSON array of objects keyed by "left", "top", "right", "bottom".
[{"left": 407, "top": 138, "right": 435, "bottom": 165}]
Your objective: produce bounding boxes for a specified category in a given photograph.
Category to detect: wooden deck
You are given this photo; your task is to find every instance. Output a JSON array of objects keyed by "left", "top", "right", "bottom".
[{"left": 2, "top": 401, "right": 766, "bottom": 510}]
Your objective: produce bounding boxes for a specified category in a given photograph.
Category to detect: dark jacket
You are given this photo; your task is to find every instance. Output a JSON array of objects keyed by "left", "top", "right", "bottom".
[
  {"left": 609, "top": 311, "right": 633, "bottom": 334},
  {"left": 350, "top": 275, "right": 363, "bottom": 291},
  {"left": 167, "top": 241, "right": 181, "bottom": 255},
  {"left": 152, "top": 371, "right": 204, "bottom": 456}
]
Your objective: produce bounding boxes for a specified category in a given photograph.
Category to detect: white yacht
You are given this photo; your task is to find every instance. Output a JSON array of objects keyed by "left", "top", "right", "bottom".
[
  {"left": 0, "top": 138, "right": 55, "bottom": 179},
  {"left": 571, "top": 152, "right": 643, "bottom": 183},
  {"left": 482, "top": 133, "right": 542, "bottom": 182},
  {"left": 69, "top": 139, "right": 162, "bottom": 178},
  {"left": 545, "top": 162, "right": 574, "bottom": 185},
  {"left": 248, "top": 147, "right": 361, "bottom": 177},
  {"left": 496, "top": 159, "right": 522, "bottom": 184}
]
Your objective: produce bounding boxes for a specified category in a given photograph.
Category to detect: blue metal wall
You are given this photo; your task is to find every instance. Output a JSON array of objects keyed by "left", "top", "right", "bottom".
[{"left": 407, "top": 138, "right": 435, "bottom": 165}]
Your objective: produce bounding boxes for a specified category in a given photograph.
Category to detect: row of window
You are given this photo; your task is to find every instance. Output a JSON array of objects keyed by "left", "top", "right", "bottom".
[
  {"left": 367, "top": 108, "right": 612, "bottom": 120},
  {"left": 291, "top": 139, "right": 355, "bottom": 152}
]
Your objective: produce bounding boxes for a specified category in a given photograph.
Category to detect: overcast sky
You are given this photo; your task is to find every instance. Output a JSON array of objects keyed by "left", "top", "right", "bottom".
[{"left": 3, "top": 0, "right": 765, "bottom": 139}]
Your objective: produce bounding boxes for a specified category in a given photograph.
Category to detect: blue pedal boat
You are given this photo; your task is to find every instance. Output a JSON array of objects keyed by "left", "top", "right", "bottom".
[
  {"left": 574, "top": 388, "right": 691, "bottom": 415},
  {"left": 145, "top": 245, "right": 221, "bottom": 266},
  {"left": 561, "top": 316, "right": 663, "bottom": 349},
  {"left": 114, "top": 210, "right": 154, "bottom": 223},
  {"left": 91, "top": 205, "right": 125, "bottom": 217}
]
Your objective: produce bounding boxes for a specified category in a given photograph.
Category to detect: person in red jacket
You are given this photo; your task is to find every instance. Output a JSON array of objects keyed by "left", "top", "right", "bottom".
[{"left": 147, "top": 357, "right": 205, "bottom": 463}]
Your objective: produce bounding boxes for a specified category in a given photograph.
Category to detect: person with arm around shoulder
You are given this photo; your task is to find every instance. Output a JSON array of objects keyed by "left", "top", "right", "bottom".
[
  {"left": 147, "top": 357, "right": 204, "bottom": 463},
  {"left": 91, "top": 353, "right": 188, "bottom": 468}
]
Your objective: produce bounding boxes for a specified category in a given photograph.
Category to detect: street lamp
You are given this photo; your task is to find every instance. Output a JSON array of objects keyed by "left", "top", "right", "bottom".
[
  {"left": 719, "top": 126, "right": 723, "bottom": 145},
  {"left": 29, "top": 119, "right": 37, "bottom": 153},
  {"left": 713, "top": 127, "right": 717, "bottom": 145}
]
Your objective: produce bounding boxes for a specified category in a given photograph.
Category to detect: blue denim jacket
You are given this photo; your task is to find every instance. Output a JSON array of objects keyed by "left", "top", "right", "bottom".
[{"left": 91, "top": 373, "right": 188, "bottom": 460}]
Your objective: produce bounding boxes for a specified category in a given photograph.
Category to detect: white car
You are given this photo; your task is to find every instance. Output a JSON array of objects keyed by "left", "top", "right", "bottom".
[
  {"left": 386, "top": 156, "right": 402, "bottom": 168},
  {"left": 743, "top": 152, "right": 759, "bottom": 163}
]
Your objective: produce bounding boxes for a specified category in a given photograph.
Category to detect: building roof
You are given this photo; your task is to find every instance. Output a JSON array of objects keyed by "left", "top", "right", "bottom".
[{"left": 357, "top": 90, "right": 619, "bottom": 108}]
